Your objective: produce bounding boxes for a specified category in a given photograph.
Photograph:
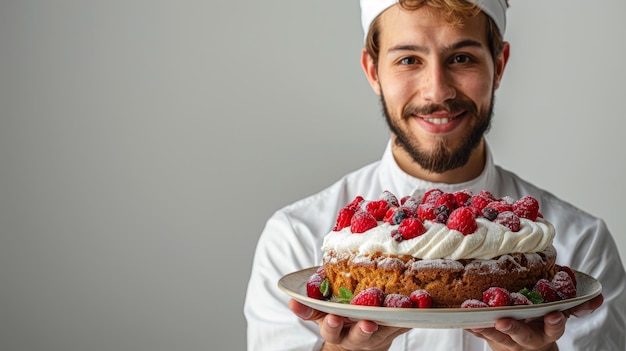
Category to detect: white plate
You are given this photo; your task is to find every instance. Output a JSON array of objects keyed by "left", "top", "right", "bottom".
[{"left": 278, "top": 267, "right": 602, "bottom": 329}]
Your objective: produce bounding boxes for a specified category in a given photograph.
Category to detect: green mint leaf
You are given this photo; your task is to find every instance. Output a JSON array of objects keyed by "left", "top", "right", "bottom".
[
  {"left": 519, "top": 287, "right": 544, "bottom": 304},
  {"left": 320, "top": 279, "right": 330, "bottom": 297},
  {"left": 335, "top": 287, "right": 353, "bottom": 304},
  {"left": 526, "top": 291, "right": 544, "bottom": 304}
]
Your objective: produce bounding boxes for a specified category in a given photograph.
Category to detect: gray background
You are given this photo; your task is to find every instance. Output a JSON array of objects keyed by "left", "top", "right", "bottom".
[{"left": 1, "top": 1, "right": 624, "bottom": 351}]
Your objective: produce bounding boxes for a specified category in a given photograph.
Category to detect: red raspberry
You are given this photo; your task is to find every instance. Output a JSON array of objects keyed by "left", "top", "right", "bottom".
[
  {"left": 486, "top": 200, "right": 513, "bottom": 214},
  {"left": 417, "top": 202, "right": 437, "bottom": 222},
  {"left": 467, "top": 206, "right": 482, "bottom": 218},
  {"left": 383, "top": 207, "right": 398, "bottom": 224},
  {"left": 399, "top": 195, "right": 412, "bottom": 205},
  {"left": 384, "top": 207, "right": 410, "bottom": 225},
  {"left": 557, "top": 265, "right": 577, "bottom": 286},
  {"left": 397, "top": 217, "right": 426, "bottom": 240},
  {"left": 510, "top": 292, "right": 533, "bottom": 305},
  {"left": 493, "top": 211, "right": 521, "bottom": 232},
  {"left": 552, "top": 271, "right": 577, "bottom": 299},
  {"left": 478, "top": 190, "right": 497, "bottom": 201},
  {"left": 453, "top": 189, "right": 472, "bottom": 207},
  {"left": 383, "top": 207, "right": 396, "bottom": 224},
  {"left": 383, "top": 294, "right": 413, "bottom": 308},
  {"left": 446, "top": 207, "right": 478, "bottom": 235},
  {"left": 434, "top": 193, "right": 457, "bottom": 212},
  {"left": 422, "top": 188, "right": 443, "bottom": 204},
  {"left": 483, "top": 287, "right": 512, "bottom": 307},
  {"left": 461, "top": 299, "right": 489, "bottom": 308},
  {"left": 306, "top": 273, "right": 330, "bottom": 300},
  {"left": 469, "top": 194, "right": 492, "bottom": 211},
  {"left": 398, "top": 205, "right": 416, "bottom": 218},
  {"left": 366, "top": 199, "right": 390, "bottom": 221},
  {"left": 350, "top": 210, "right": 378, "bottom": 233},
  {"left": 533, "top": 279, "right": 562, "bottom": 302},
  {"left": 513, "top": 196, "right": 540, "bottom": 221},
  {"left": 346, "top": 195, "right": 364, "bottom": 210},
  {"left": 332, "top": 207, "right": 356, "bottom": 231},
  {"left": 409, "top": 289, "right": 433, "bottom": 308},
  {"left": 380, "top": 190, "right": 399, "bottom": 207},
  {"left": 350, "top": 287, "right": 385, "bottom": 306},
  {"left": 401, "top": 197, "right": 420, "bottom": 214}
]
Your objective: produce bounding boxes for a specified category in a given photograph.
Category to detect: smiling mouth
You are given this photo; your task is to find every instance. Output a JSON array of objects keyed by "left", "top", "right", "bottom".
[
  {"left": 419, "top": 110, "right": 465, "bottom": 125},
  {"left": 423, "top": 117, "right": 454, "bottom": 125}
]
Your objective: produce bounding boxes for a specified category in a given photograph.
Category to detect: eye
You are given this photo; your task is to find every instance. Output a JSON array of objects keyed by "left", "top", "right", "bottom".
[
  {"left": 451, "top": 54, "right": 472, "bottom": 64},
  {"left": 399, "top": 57, "right": 419, "bottom": 65}
]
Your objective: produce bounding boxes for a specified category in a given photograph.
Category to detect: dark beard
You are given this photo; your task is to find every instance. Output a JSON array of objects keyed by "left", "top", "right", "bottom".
[{"left": 380, "top": 93, "right": 493, "bottom": 174}]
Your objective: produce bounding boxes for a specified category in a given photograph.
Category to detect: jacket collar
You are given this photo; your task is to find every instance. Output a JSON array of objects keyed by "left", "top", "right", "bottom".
[{"left": 378, "top": 139, "right": 498, "bottom": 199}]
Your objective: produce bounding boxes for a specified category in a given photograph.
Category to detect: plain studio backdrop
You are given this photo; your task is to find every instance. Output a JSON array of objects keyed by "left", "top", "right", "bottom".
[{"left": 1, "top": 1, "right": 624, "bottom": 350}]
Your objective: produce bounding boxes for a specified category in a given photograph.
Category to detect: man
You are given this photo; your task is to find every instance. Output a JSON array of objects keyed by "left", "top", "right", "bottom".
[{"left": 244, "top": 1, "right": 626, "bottom": 350}]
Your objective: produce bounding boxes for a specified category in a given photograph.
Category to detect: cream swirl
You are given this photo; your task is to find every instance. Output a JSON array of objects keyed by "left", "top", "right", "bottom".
[{"left": 322, "top": 217, "right": 555, "bottom": 260}]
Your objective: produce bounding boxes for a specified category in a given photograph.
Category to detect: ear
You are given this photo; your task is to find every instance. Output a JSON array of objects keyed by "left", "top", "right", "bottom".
[
  {"left": 361, "top": 48, "right": 381, "bottom": 95},
  {"left": 493, "top": 42, "right": 510, "bottom": 90}
]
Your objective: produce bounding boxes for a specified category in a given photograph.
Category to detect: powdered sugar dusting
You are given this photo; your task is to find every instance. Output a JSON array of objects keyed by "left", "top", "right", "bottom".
[{"left": 410, "top": 259, "right": 464, "bottom": 271}]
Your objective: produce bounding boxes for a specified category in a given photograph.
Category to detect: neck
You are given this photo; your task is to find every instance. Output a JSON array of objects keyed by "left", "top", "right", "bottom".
[{"left": 391, "top": 138, "right": 487, "bottom": 184}]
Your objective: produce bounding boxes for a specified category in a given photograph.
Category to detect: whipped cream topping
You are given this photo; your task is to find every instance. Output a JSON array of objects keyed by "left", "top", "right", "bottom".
[{"left": 322, "top": 217, "right": 555, "bottom": 260}]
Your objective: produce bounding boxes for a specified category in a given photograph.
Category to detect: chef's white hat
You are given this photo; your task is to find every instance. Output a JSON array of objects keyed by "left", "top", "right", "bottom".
[{"left": 360, "top": 0, "right": 507, "bottom": 41}]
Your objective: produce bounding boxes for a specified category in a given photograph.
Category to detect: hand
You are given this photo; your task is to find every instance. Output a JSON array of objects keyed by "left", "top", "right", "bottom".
[
  {"left": 467, "top": 294, "right": 604, "bottom": 351},
  {"left": 289, "top": 299, "right": 410, "bottom": 351},
  {"left": 564, "top": 293, "right": 604, "bottom": 318}
]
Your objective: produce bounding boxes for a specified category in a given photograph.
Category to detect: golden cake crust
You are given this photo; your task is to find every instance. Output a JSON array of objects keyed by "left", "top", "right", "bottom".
[{"left": 322, "top": 245, "right": 558, "bottom": 307}]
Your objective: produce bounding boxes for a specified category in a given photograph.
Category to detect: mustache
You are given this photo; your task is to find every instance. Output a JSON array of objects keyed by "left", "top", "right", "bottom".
[{"left": 402, "top": 99, "right": 478, "bottom": 120}]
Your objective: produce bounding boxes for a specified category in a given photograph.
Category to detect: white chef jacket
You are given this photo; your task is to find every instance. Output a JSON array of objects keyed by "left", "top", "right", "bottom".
[{"left": 244, "top": 141, "right": 626, "bottom": 351}]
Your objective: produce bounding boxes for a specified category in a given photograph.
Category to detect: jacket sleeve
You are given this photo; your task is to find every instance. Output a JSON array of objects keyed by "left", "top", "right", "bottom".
[
  {"left": 552, "top": 212, "right": 626, "bottom": 350},
  {"left": 244, "top": 209, "right": 325, "bottom": 351}
]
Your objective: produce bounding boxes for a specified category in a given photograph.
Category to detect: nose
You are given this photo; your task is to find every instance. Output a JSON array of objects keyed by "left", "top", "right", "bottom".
[{"left": 420, "top": 63, "right": 456, "bottom": 103}]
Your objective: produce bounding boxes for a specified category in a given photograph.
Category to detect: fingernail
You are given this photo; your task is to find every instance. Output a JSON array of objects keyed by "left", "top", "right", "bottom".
[
  {"left": 496, "top": 322, "right": 512, "bottom": 332},
  {"left": 547, "top": 315, "right": 563, "bottom": 326},
  {"left": 296, "top": 307, "right": 313, "bottom": 320},
  {"left": 360, "top": 324, "right": 378, "bottom": 334},
  {"left": 327, "top": 316, "right": 341, "bottom": 328},
  {"left": 573, "top": 309, "right": 593, "bottom": 318}
]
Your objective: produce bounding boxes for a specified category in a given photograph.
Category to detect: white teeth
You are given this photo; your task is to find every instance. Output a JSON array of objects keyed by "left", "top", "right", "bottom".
[{"left": 424, "top": 118, "right": 451, "bottom": 125}]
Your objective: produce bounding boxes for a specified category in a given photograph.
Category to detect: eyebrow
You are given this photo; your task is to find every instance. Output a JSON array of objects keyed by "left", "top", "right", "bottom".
[{"left": 387, "top": 39, "right": 485, "bottom": 55}]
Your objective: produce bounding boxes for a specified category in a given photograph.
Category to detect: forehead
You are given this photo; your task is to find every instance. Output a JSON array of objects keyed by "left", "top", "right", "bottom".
[{"left": 378, "top": 5, "right": 489, "bottom": 50}]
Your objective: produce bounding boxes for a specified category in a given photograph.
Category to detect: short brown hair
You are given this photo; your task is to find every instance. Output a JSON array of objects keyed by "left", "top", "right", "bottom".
[{"left": 365, "top": 0, "right": 505, "bottom": 64}]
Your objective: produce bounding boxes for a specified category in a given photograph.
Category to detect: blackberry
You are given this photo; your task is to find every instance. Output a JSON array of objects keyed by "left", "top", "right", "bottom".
[
  {"left": 482, "top": 207, "right": 498, "bottom": 221},
  {"left": 392, "top": 209, "right": 409, "bottom": 225},
  {"left": 435, "top": 212, "right": 448, "bottom": 223},
  {"left": 391, "top": 230, "right": 403, "bottom": 242},
  {"left": 433, "top": 205, "right": 450, "bottom": 223},
  {"left": 434, "top": 204, "right": 450, "bottom": 216}
]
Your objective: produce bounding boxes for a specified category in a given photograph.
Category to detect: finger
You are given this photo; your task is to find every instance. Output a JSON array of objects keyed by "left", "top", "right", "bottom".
[
  {"left": 491, "top": 314, "right": 564, "bottom": 349},
  {"left": 321, "top": 318, "right": 409, "bottom": 350},
  {"left": 570, "top": 294, "right": 604, "bottom": 318},
  {"left": 542, "top": 312, "right": 567, "bottom": 340},
  {"left": 472, "top": 324, "right": 514, "bottom": 346},
  {"left": 494, "top": 318, "right": 541, "bottom": 346},
  {"left": 374, "top": 325, "right": 412, "bottom": 341},
  {"left": 288, "top": 299, "right": 327, "bottom": 322},
  {"left": 319, "top": 314, "right": 352, "bottom": 345},
  {"left": 347, "top": 320, "right": 410, "bottom": 341},
  {"left": 345, "top": 319, "right": 379, "bottom": 340}
]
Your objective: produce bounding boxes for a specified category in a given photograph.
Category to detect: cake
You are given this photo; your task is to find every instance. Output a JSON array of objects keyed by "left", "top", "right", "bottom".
[{"left": 306, "top": 189, "right": 578, "bottom": 308}]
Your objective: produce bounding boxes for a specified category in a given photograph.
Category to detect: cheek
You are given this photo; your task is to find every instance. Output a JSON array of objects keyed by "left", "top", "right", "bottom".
[
  {"left": 381, "top": 78, "right": 414, "bottom": 108},
  {"left": 460, "top": 77, "right": 493, "bottom": 107}
]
